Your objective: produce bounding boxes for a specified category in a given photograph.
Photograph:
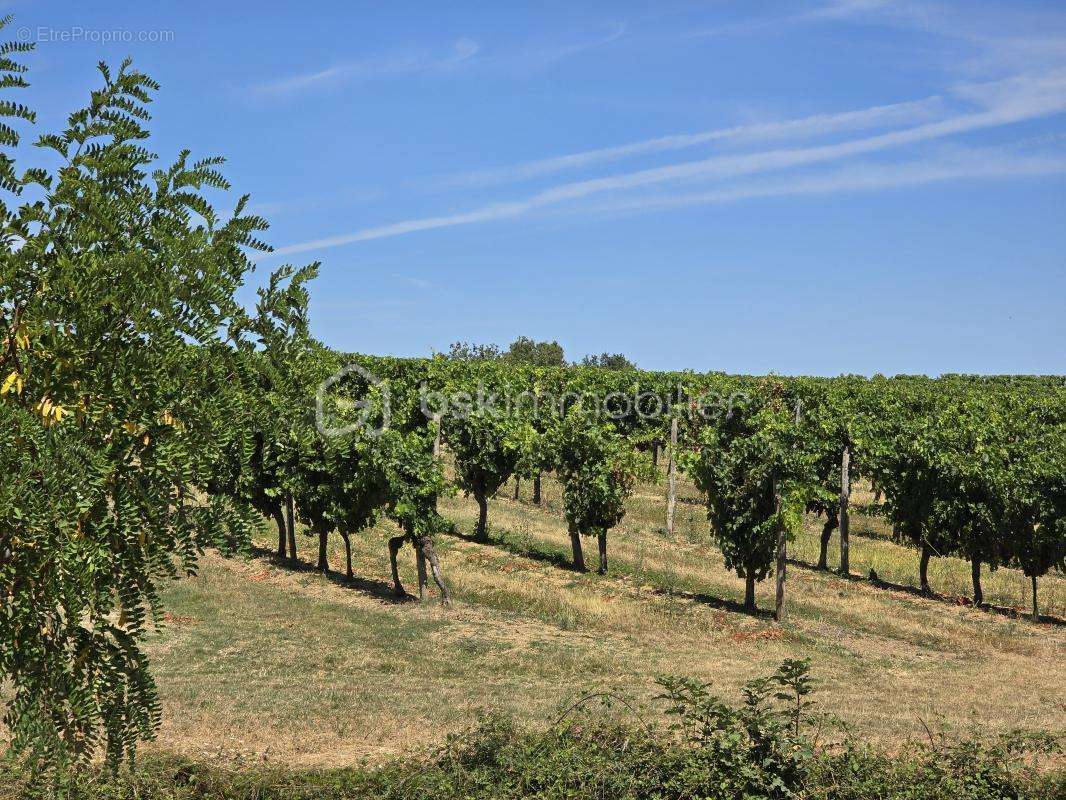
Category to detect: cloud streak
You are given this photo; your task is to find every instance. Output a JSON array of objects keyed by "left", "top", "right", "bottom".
[
  {"left": 692, "top": 0, "right": 1066, "bottom": 78},
  {"left": 264, "top": 71, "right": 1066, "bottom": 258},
  {"left": 434, "top": 95, "right": 946, "bottom": 189},
  {"left": 519, "top": 22, "right": 628, "bottom": 68},
  {"left": 250, "top": 21, "right": 628, "bottom": 100},
  {"left": 687, "top": 0, "right": 902, "bottom": 39},
  {"left": 251, "top": 38, "right": 480, "bottom": 97},
  {"left": 591, "top": 147, "right": 1066, "bottom": 214}
]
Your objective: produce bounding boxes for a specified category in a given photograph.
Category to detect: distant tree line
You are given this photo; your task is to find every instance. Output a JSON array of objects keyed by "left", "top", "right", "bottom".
[{"left": 445, "top": 337, "right": 635, "bottom": 370}]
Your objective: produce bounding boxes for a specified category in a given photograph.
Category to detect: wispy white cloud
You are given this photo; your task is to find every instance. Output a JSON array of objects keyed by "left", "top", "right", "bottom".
[
  {"left": 687, "top": 0, "right": 901, "bottom": 39},
  {"left": 517, "top": 22, "right": 628, "bottom": 69},
  {"left": 813, "top": 0, "right": 908, "bottom": 20},
  {"left": 698, "top": 0, "right": 1066, "bottom": 78},
  {"left": 590, "top": 146, "right": 1066, "bottom": 214},
  {"left": 827, "top": 0, "right": 1066, "bottom": 70},
  {"left": 398, "top": 276, "right": 436, "bottom": 290},
  {"left": 263, "top": 70, "right": 1066, "bottom": 258},
  {"left": 250, "top": 38, "right": 480, "bottom": 98},
  {"left": 433, "top": 95, "right": 946, "bottom": 189},
  {"left": 249, "top": 21, "right": 628, "bottom": 100},
  {"left": 450, "top": 38, "right": 481, "bottom": 63},
  {"left": 258, "top": 65, "right": 348, "bottom": 95}
]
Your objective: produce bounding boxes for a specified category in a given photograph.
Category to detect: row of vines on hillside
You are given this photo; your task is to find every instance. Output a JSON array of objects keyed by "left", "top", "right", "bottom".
[{"left": 354, "top": 354, "right": 1065, "bottom": 615}]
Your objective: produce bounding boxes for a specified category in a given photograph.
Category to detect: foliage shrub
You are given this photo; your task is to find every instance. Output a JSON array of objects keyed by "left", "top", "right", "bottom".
[{"left": 3, "top": 660, "right": 1059, "bottom": 800}]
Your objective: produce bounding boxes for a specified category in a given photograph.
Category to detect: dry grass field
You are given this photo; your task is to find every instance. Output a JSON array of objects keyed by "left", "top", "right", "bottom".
[{"left": 137, "top": 468, "right": 1065, "bottom": 768}]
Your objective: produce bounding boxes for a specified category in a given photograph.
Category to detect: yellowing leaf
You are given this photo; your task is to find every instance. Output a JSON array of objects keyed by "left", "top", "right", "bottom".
[
  {"left": 159, "top": 409, "right": 185, "bottom": 431},
  {"left": 0, "top": 371, "right": 17, "bottom": 396},
  {"left": 35, "top": 397, "right": 67, "bottom": 427}
]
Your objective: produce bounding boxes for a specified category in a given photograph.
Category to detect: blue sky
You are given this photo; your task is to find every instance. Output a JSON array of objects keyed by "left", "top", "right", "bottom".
[{"left": 13, "top": 1, "right": 1066, "bottom": 375}]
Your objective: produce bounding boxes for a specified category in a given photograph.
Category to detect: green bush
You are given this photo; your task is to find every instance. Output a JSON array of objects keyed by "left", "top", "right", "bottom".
[{"left": 2, "top": 661, "right": 1059, "bottom": 799}]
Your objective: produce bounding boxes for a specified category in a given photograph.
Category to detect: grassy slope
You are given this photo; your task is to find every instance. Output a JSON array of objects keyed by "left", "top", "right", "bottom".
[{"left": 139, "top": 470, "right": 1065, "bottom": 767}]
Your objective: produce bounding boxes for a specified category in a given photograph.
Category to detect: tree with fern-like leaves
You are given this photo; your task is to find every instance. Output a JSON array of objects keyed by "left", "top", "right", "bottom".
[
  {"left": 204, "top": 263, "right": 320, "bottom": 562},
  {"left": 0, "top": 24, "right": 308, "bottom": 768}
]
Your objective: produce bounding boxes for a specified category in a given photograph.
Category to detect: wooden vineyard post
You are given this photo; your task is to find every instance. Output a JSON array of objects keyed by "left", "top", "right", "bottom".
[
  {"left": 774, "top": 480, "right": 787, "bottom": 622},
  {"left": 666, "top": 417, "right": 678, "bottom": 537},
  {"left": 285, "top": 494, "right": 297, "bottom": 561},
  {"left": 839, "top": 444, "right": 851, "bottom": 577}
]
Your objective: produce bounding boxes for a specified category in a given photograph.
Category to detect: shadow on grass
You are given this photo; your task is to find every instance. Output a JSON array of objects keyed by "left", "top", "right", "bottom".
[
  {"left": 649, "top": 586, "right": 775, "bottom": 621},
  {"left": 447, "top": 523, "right": 775, "bottom": 620},
  {"left": 249, "top": 545, "right": 416, "bottom": 604},
  {"left": 786, "top": 556, "right": 1065, "bottom": 627},
  {"left": 786, "top": 557, "right": 866, "bottom": 583},
  {"left": 444, "top": 526, "right": 587, "bottom": 574}
]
